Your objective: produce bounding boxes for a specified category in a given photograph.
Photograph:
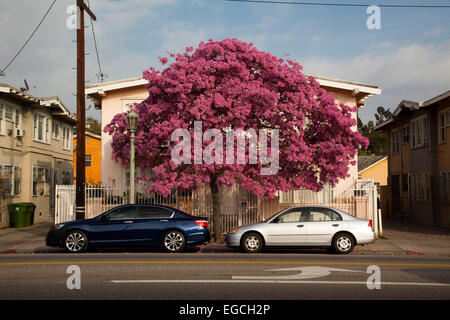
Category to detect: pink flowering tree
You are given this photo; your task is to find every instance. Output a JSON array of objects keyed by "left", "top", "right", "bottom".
[{"left": 104, "top": 38, "right": 368, "bottom": 242}]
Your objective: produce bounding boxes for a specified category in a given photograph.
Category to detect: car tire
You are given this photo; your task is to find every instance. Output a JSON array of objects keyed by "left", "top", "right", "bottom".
[
  {"left": 332, "top": 232, "right": 355, "bottom": 254},
  {"left": 241, "top": 232, "right": 263, "bottom": 253},
  {"left": 64, "top": 230, "right": 88, "bottom": 253},
  {"left": 162, "top": 230, "right": 186, "bottom": 253}
]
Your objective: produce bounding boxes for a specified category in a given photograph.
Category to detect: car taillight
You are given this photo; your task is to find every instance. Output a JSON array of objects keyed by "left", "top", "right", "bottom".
[
  {"left": 368, "top": 220, "right": 373, "bottom": 227},
  {"left": 195, "top": 220, "right": 209, "bottom": 228}
]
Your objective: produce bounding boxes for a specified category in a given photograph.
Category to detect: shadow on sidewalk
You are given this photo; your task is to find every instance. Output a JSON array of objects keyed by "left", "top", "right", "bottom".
[{"left": 381, "top": 218, "right": 450, "bottom": 240}]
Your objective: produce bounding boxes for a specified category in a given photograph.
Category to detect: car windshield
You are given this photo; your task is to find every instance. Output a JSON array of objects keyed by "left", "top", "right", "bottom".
[{"left": 262, "top": 209, "right": 286, "bottom": 223}]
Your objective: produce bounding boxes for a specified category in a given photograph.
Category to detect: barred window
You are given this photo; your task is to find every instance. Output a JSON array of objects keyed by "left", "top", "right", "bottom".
[
  {"left": 32, "top": 166, "right": 50, "bottom": 196},
  {"left": 0, "top": 164, "right": 21, "bottom": 196}
]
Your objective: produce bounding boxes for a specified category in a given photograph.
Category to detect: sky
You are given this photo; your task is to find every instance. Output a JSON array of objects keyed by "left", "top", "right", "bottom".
[{"left": 1, "top": 0, "right": 450, "bottom": 124}]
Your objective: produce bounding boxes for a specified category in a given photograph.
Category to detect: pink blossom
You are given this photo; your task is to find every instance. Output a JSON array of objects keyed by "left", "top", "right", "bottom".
[{"left": 106, "top": 38, "right": 368, "bottom": 198}]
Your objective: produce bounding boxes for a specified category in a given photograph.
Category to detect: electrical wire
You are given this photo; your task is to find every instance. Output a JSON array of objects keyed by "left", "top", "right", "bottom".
[
  {"left": 0, "top": 0, "right": 57, "bottom": 76},
  {"left": 223, "top": 0, "right": 450, "bottom": 8},
  {"left": 86, "top": 0, "right": 107, "bottom": 82}
]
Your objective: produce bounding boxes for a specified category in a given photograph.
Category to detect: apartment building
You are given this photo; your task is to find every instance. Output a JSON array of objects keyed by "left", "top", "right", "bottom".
[
  {"left": 375, "top": 90, "right": 450, "bottom": 227},
  {"left": 0, "top": 83, "right": 76, "bottom": 228}
]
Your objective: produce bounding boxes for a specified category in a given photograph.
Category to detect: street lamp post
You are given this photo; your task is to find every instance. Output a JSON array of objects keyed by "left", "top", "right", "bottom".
[{"left": 127, "top": 110, "right": 139, "bottom": 204}]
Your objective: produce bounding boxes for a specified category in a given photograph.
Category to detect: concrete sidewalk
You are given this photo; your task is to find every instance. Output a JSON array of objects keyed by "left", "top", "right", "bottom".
[{"left": 0, "top": 219, "right": 449, "bottom": 256}]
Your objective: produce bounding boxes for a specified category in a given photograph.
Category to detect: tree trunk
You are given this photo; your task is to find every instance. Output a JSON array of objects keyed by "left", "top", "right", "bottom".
[{"left": 209, "top": 175, "right": 223, "bottom": 243}]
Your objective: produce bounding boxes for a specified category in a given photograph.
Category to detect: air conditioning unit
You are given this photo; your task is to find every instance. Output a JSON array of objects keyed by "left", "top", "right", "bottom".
[{"left": 15, "top": 129, "right": 25, "bottom": 137}]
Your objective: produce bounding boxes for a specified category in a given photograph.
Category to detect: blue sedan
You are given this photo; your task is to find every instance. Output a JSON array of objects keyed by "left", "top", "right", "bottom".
[{"left": 46, "top": 204, "right": 210, "bottom": 253}]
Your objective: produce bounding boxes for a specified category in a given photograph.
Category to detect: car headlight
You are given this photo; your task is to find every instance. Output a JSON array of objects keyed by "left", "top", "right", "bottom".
[{"left": 54, "top": 223, "right": 65, "bottom": 230}]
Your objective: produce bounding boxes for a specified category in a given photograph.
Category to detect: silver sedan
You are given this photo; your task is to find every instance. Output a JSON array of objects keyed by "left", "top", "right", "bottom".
[{"left": 225, "top": 206, "right": 376, "bottom": 254}]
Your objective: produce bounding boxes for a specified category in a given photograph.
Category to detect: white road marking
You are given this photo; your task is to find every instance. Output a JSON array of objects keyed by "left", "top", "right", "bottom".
[
  {"left": 110, "top": 279, "right": 450, "bottom": 287},
  {"left": 232, "top": 266, "right": 364, "bottom": 280}
]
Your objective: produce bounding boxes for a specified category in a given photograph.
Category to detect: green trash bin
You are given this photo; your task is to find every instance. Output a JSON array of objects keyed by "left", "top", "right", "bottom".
[
  {"left": 8, "top": 204, "right": 28, "bottom": 228},
  {"left": 22, "top": 203, "right": 36, "bottom": 226},
  {"left": 8, "top": 203, "right": 36, "bottom": 228}
]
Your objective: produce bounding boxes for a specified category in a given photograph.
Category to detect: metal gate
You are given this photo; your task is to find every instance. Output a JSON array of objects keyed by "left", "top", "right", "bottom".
[{"left": 55, "top": 185, "right": 75, "bottom": 224}]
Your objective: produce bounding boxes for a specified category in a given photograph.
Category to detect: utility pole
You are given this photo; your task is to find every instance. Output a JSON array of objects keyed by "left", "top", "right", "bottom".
[{"left": 76, "top": 0, "right": 96, "bottom": 220}]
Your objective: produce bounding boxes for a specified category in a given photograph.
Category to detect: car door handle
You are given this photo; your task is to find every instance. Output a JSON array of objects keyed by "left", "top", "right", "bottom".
[
  {"left": 297, "top": 224, "right": 304, "bottom": 228},
  {"left": 332, "top": 224, "right": 339, "bottom": 227},
  {"left": 160, "top": 220, "right": 168, "bottom": 222},
  {"left": 124, "top": 221, "right": 134, "bottom": 224}
]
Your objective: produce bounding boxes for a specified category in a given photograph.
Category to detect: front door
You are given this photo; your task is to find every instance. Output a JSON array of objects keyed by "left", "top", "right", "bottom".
[
  {"left": 265, "top": 207, "right": 308, "bottom": 246},
  {"left": 88, "top": 206, "right": 138, "bottom": 244}
]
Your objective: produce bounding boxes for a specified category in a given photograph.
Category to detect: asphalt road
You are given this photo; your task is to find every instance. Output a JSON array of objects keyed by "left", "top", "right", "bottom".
[{"left": 0, "top": 252, "right": 450, "bottom": 300}]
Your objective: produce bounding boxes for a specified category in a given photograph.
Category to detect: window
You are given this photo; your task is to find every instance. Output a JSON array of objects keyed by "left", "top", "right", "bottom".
[
  {"left": 138, "top": 206, "right": 173, "bottom": 219},
  {"left": 439, "top": 109, "right": 450, "bottom": 144},
  {"left": 309, "top": 208, "right": 342, "bottom": 222},
  {"left": 0, "top": 105, "right": 21, "bottom": 136},
  {"left": 391, "top": 130, "right": 400, "bottom": 154},
  {"left": 441, "top": 172, "right": 450, "bottom": 202},
  {"left": 0, "top": 164, "right": 21, "bottom": 196},
  {"left": 107, "top": 207, "right": 137, "bottom": 220},
  {"left": 401, "top": 174, "right": 409, "bottom": 193},
  {"left": 32, "top": 166, "right": 50, "bottom": 196},
  {"left": 13, "top": 108, "right": 22, "bottom": 136},
  {"left": 33, "top": 113, "right": 50, "bottom": 143},
  {"left": 61, "top": 170, "right": 72, "bottom": 185},
  {"left": 410, "top": 116, "right": 428, "bottom": 148},
  {"left": 52, "top": 121, "right": 60, "bottom": 140},
  {"left": 411, "top": 173, "right": 429, "bottom": 201},
  {"left": 4, "top": 106, "right": 12, "bottom": 121},
  {"left": 275, "top": 208, "right": 308, "bottom": 223},
  {"left": 391, "top": 174, "right": 400, "bottom": 197},
  {"left": 402, "top": 125, "right": 410, "bottom": 143},
  {"left": 62, "top": 126, "right": 72, "bottom": 150},
  {"left": 0, "top": 105, "right": 4, "bottom": 135},
  {"left": 85, "top": 154, "right": 92, "bottom": 167}
]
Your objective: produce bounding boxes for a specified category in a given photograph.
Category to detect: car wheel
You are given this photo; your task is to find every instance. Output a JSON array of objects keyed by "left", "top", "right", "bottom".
[
  {"left": 64, "top": 230, "right": 88, "bottom": 253},
  {"left": 332, "top": 233, "right": 355, "bottom": 254},
  {"left": 241, "top": 232, "right": 263, "bottom": 253},
  {"left": 163, "top": 230, "right": 186, "bottom": 253}
]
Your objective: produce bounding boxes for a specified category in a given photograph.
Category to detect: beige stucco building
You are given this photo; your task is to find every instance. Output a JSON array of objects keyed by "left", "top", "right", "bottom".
[
  {"left": 86, "top": 75, "right": 381, "bottom": 195},
  {"left": 0, "top": 83, "right": 76, "bottom": 228}
]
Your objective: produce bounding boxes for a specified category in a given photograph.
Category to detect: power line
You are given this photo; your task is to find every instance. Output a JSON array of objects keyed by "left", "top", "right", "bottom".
[
  {"left": 223, "top": 0, "right": 450, "bottom": 8},
  {"left": 87, "top": 0, "right": 107, "bottom": 82},
  {"left": 0, "top": 0, "right": 57, "bottom": 76}
]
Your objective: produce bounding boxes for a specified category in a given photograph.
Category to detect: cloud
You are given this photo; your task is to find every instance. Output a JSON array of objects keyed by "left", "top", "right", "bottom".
[
  {"left": 424, "top": 26, "right": 448, "bottom": 38},
  {"left": 301, "top": 40, "right": 450, "bottom": 122}
]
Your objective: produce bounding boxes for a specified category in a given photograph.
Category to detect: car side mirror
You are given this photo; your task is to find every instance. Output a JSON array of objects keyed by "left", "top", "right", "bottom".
[{"left": 272, "top": 217, "right": 280, "bottom": 223}]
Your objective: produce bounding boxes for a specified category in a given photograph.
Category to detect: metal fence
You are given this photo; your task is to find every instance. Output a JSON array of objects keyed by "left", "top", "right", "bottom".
[
  {"left": 55, "top": 180, "right": 381, "bottom": 236},
  {"left": 54, "top": 184, "right": 262, "bottom": 234}
]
